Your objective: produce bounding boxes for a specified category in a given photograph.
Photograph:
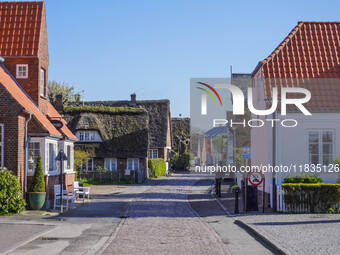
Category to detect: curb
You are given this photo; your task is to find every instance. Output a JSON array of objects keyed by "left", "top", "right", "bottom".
[
  {"left": 187, "top": 178, "right": 231, "bottom": 255},
  {"left": 210, "top": 186, "right": 287, "bottom": 255},
  {"left": 234, "top": 220, "right": 286, "bottom": 255},
  {"left": 0, "top": 224, "right": 57, "bottom": 255}
]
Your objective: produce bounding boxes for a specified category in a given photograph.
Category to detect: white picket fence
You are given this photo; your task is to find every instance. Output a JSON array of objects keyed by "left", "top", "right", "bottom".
[{"left": 271, "top": 184, "right": 340, "bottom": 213}]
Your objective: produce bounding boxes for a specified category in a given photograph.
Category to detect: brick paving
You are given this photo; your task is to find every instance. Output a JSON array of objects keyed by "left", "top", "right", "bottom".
[
  {"left": 235, "top": 214, "right": 340, "bottom": 255},
  {"left": 100, "top": 173, "right": 230, "bottom": 255}
]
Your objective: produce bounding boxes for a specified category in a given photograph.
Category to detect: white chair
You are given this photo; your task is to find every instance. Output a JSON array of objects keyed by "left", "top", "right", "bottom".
[
  {"left": 53, "top": 184, "right": 75, "bottom": 211},
  {"left": 74, "top": 181, "right": 90, "bottom": 203}
]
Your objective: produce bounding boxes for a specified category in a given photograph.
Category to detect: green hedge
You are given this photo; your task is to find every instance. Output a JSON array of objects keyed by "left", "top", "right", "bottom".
[
  {"left": 283, "top": 173, "right": 323, "bottom": 184},
  {"left": 282, "top": 184, "right": 340, "bottom": 213},
  {"left": 0, "top": 169, "right": 26, "bottom": 215},
  {"left": 148, "top": 158, "right": 166, "bottom": 178}
]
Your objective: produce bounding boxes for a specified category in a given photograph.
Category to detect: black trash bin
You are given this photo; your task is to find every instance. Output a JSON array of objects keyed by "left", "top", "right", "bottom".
[{"left": 246, "top": 185, "right": 258, "bottom": 211}]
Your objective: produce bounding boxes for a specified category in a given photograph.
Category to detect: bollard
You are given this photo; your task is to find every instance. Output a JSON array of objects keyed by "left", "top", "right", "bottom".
[{"left": 234, "top": 189, "right": 239, "bottom": 214}]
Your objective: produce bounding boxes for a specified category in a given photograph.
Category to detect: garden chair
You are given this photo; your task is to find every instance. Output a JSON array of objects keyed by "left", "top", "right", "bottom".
[
  {"left": 73, "top": 181, "right": 91, "bottom": 203},
  {"left": 53, "top": 184, "right": 75, "bottom": 211}
]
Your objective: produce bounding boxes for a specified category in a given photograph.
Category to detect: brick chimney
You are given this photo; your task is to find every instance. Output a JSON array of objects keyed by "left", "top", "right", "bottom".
[
  {"left": 55, "top": 94, "right": 63, "bottom": 112},
  {"left": 131, "top": 93, "right": 136, "bottom": 102}
]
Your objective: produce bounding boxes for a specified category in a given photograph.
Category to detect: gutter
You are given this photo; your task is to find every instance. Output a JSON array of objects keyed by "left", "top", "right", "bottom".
[{"left": 23, "top": 109, "right": 33, "bottom": 194}]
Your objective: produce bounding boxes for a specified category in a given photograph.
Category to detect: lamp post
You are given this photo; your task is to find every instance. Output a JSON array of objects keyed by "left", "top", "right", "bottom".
[{"left": 55, "top": 149, "right": 68, "bottom": 213}]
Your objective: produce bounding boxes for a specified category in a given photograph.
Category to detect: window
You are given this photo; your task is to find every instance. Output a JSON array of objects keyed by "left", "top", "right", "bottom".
[
  {"left": 28, "top": 142, "right": 40, "bottom": 171},
  {"left": 81, "top": 158, "right": 93, "bottom": 171},
  {"left": 48, "top": 143, "right": 56, "bottom": 171},
  {"left": 0, "top": 124, "right": 3, "bottom": 168},
  {"left": 308, "top": 130, "right": 333, "bottom": 165},
  {"left": 16, "top": 64, "right": 28, "bottom": 79},
  {"left": 79, "top": 132, "right": 84, "bottom": 141},
  {"left": 66, "top": 145, "right": 71, "bottom": 169},
  {"left": 104, "top": 158, "right": 117, "bottom": 171},
  {"left": 40, "top": 68, "right": 45, "bottom": 96},
  {"left": 149, "top": 149, "right": 158, "bottom": 159},
  {"left": 78, "top": 131, "right": 97, "bottom": 142},
  {"left": 127, "top": 158, "right": 139, "bottom": 170}
]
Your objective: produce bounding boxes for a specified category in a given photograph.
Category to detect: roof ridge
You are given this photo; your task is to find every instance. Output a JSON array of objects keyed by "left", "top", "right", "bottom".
[
  {"left": 261, "top": 22, "right": 304, "bottom": 65},
  {"left": 297, "top": 21, "right": 340, "bottom": 23}
]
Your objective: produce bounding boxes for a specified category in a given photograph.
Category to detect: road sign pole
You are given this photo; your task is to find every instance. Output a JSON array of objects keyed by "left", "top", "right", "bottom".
[
  {"left": 60, "top": 149, "right": 63, "bottom": 213},
  {"left": 244, "top": 158, "right": 248, "bottom": 213}
]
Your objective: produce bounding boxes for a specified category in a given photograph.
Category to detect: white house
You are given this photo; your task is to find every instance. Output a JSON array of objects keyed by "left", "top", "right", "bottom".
[{"left": 251, "top": 21, "right": 340, "bottom": 210}]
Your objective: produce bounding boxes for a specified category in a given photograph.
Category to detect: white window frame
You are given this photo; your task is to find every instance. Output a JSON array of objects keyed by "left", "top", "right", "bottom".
[
  {"left": 0, "top": 124, "right": 4, "bottom": 168},
  {"left": 28, "top": 141, "right": 40, "bottom": 172},
  {"left": 77, "top": 131, "right": 100, "bottom": 142},
  {"left": 149, "top": 149, "right": 158, "bottom": 159},
  {"left": 16, "top": 64, "right": 28, "bottom": 79},
  {"left": 127, "top": 158, "right": 139, "bottom": 170},
  {"left": 81, "top": 158, "right": 94, "bottom": 171},
  {"left": 47, "top": 142, "right": 57, "bottom": 172},
  {"left": 40, "top": 68, "right": 45, "bottom": 96},
  {"left": 104, "top": 158, "right": 117, "bottom": 171},
  {"left": 308, "top": 130, "right": 334, "bottom": 166}
]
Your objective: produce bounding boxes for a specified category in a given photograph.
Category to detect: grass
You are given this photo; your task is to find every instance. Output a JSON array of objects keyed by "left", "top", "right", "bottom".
[
  {"left": 64, "top": 106, "right": 146, "bottom": 115},
  {"left": 77, "top": 178, "right": 132, "bottom": 187}
]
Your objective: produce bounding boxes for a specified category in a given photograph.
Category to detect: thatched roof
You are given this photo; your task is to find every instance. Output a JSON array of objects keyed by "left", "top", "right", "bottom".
[
  {"left": 63, "top": 106, "right": 149, "bottom": 158},
  {"left": 84, "top": 100, "right": 171, "bottom": 148}
]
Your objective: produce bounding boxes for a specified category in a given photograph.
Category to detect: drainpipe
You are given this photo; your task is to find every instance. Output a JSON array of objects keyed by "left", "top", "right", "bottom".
[
  {"left": 272, "top": 110, "right": 277, "bottom": 212},
  {"left": 24, "top": 110, "right": 33, "bottom": 194}
]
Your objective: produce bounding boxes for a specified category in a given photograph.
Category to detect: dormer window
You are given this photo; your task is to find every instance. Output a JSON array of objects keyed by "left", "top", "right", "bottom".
[
  {"left": 77, "top": 131, "right": 101, "bottom": 142},
  {"left": 16, "top": 64, "right": 28, "bottom": 79},
  {"left": 40, "top": 68, "right": 45, "bottom": 96}
]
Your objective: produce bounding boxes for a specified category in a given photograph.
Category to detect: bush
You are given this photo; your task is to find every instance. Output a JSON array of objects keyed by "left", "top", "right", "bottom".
[
  {"left": 29, "top": 154, "right": 45, "bottom": 192},
  {"left": 148, "top": 158, "right": 166, "bottom": 178},
  {"left": 282, "top": 183, "right": 340, "bottom": 213},
  {"left": 283, "top": 173, "right": 323, "bottom": 184},
  {"left": 171, "top": 153, "right": 190, "bottom": 170},
  {"left": 0, "top": 169, "right": 26, "bottom": 215}
]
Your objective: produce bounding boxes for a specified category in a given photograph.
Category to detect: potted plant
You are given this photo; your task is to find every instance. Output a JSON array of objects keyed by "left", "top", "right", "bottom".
[{"left": 27, "top": 154, "right": 46, "bottom": 210}]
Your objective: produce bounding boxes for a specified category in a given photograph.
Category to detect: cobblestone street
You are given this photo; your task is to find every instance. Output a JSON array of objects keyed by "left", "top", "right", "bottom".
[{"left": 99, "top": 173, "right": 230, "bottom": 255}]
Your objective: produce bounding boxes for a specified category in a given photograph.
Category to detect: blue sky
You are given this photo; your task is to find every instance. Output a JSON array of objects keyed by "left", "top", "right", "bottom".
[{"left": 44, "top": 0, "right": 340, "bottom": 117}]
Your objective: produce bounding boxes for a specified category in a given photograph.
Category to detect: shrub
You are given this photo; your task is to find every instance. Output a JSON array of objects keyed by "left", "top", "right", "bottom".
[
  {"left": 282, "top": 184, "right": 340, "bottom": 213},
  {"left": 171, "top": 152, "right": 190, "bottom": 170},
  {"left": 29, "top": 154, "right": 46, "bottom": 192},
  {"left": 0, "top": 169, "right": 26, "bottom": 215},
  {"left": 283, "top": 173, "right": 323, "bottom": 184},
  {"left": 148, "top": 158, "right": 166, "bottom": 178}
]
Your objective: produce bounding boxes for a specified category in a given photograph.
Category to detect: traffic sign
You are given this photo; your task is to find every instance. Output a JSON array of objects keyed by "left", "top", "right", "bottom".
[
  {"left": 242, "top": 146, "right": 251, "bottom": 159},
  {"left": 248, "top": 171, "right": 264, "bottom": 186}
]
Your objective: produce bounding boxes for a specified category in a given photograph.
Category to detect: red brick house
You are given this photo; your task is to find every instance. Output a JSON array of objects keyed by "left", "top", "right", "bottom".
[{"left": 0, "top": 1, "right": 76, "bottom": 208}]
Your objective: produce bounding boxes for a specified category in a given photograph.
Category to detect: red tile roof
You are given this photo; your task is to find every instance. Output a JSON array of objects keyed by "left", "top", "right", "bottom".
[
  {"left": 47, "top": 101, "right": 77, "bottom": 140},
  {"left": 0, "top": 62, "right": 62, "bottom": 137},
  {"left": 256, "top": 21, "right": 340, "bottom": 111},
  {"left": 0, "top": 1, "right": 43, "bottom": 56}
]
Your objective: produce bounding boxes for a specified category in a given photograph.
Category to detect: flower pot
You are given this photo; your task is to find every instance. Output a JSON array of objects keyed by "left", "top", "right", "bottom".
[{"left": 27, "top": 192, "right": 46, "bottom": 210}]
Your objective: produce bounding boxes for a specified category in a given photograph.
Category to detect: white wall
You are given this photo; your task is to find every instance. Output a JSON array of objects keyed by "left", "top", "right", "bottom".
[{"left": 276, "top": 112, "right": 340, "bottom": 184}]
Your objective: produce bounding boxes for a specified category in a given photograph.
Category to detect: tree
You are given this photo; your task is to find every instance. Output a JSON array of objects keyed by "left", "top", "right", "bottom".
[
  {"left": 48, "top": 80, "right": 78, "bottom": 107},
  {"left": 74, "top": 150, "right": 91, "bottom": 172}
]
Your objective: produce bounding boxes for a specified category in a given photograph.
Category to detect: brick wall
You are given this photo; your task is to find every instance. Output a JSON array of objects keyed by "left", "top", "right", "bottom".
[
  {"left": 2, "top": 5, "right": 49, "bottom": 115},
  {"left": 0, "top": 84, "right": 22, "bottom": 179}
]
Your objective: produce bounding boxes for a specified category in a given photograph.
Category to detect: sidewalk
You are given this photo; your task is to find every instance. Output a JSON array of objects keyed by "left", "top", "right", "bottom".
[
  {"left": 213, "top": 181, "right": 340, "bottom": 255},
  {"left": 0, "top": 181, "right": 153, "bottom": 255}
]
